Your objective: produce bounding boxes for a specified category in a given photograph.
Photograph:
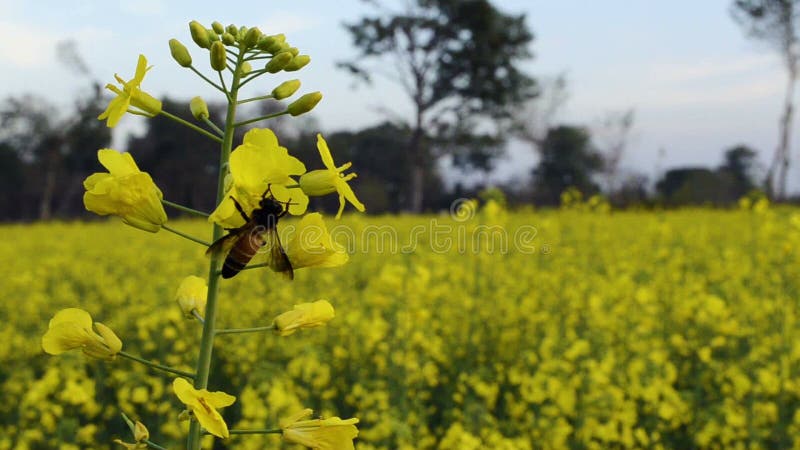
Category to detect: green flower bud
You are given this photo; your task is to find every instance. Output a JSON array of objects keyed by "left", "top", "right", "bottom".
[
  {"left": 272, "top": 79, "right": 301, "bottom": 100},
  {"left": 222, "top": 32, "right": 235, "bottom": 45},
  {"left": 190, "top": 96, "right": 209, "bottom": 120},
  {"left": 226, "top": 24, "right": 238, "bottom": 35},
  {"left": 238, "top": 26, "right": 247, "bottom": 39},
  {"left": 211, "top": 21, "right": 225, "bottom": 34},
  {"left": 265, "top": 52, "right": 293, "bottom": 73},
  {"left": 284, "top": 55, "right": 310, "bottom": 72},
  {"left": 207, "top": 30, "right": 219, "bottom": 42},
  {"left": 265, "top": 34, "right": 286, "bottom": 54},
  {"left": 210, "top": 41, "right": 227, "bottom": 71},
  {"left": 239, "top": 62, "right": 252, "bottom": 76},
  {"left": 189, "top": 21, "right": 210, "bottom": 48},
  {"left": 169, "top": 39, "right": 192, "bottom": 67},
  {"left": 244, "top": 27, "right": 262, "bottom": 47},
  {"left": 287, "top": 47, "right": 299, "bottom": 56},
  {"left": 287, "top": 92, "right": 322, "bottom": 116},
  {"left": 257, "top": 36, "right": 272, "bottom": 50}
]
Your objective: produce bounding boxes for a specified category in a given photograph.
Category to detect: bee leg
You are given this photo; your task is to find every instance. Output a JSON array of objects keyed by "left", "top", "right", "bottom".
[{"left": 230, "top": 196, "right": 250, "bottom": 223}]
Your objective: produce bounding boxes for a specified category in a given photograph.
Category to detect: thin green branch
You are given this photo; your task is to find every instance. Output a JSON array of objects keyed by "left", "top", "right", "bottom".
[
  {"left": 233, "top": 111, "right": 288, "bottom": 128},
  {"left": 215, "top": 324, "right": 274, "bottom": 335},
  {"left": 162, "top": 224, "right": 211, "bottom": 246},
  {"left": 118, "top": 351, "right": 196, "bottom": 379},
  {"left": 162, "top": 199, "right": 209, "bottom": 217},
  {"left": 146, "top": 440, "right": 169, "bottom": 450},
  {"left": 201, "top": 117, "right": 225, "bottom": 136},
  {"left": 238, "top": 69, "right": 270, "bottom": 88},
  {"left": 189, "top": 66, "right": 226, "bottom": 93},
  {"left": 237, "top": 94, "right": 274, "bottom": 105},
  {"left": 159, "top": 110, "right": 223, "bottom": 143},
  {"left": 218, "top": 71, "right": 229, "bottom": 96},
  {"left": 244, "top": 54, "right": 271, "bottom": 62},
  {"left": 192, "top": 309, "right": 205, "bottom": 324}
]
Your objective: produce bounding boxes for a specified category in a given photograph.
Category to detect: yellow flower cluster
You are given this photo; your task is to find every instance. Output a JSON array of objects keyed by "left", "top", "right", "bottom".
[{"left": 13, "top": 202, "right": 800, "bottom": 448}]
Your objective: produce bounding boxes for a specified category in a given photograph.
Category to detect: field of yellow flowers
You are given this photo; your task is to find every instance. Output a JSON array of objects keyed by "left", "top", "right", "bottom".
[{"left": 3, "top": 201, "right": 800, "bottom": 449}]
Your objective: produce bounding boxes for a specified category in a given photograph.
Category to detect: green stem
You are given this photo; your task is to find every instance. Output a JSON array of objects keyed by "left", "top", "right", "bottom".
[
  {"left": 146, "top": 440, "right": 169, "bottom": 450},
  {"left": 162, "top": 199, "right": 209, "bottom": 217},
  {"left": 215, "top": 324, "right": 274, "bottom": 335},
  {"left": 187, "top": 44, "right": 245, "bottom": 450},
  {"left": 238, "top": 69, "right": 270, "bottom": 88},
  {"left": 218, "top": 71, "right": 228, "bottom": 93},
  {"left": 118, "top": 351, "right": 195, "bottom": 379},
  {"left": 192, "top": 309, "right": 205, "bottom": 324},
  {"left": 159, "top": 110, "right": 223, "bottom": 143},
  {"left": 233, "top": 111, "right": 288, "bottom": 128},
  {"left": 227, "top": 429, "right": 283, "bottom": 435},
  {"left": 202, "top": 117, "right": 225, "bottom": 136},
  {"left": 189, "top": 65, "right": 225, "bottom": 93},
  {"left": 162, "top": 224, "right": 211, "bottom": 246},
  {"left": 238, "top": 94, "right": 274, "bottom": 105}
]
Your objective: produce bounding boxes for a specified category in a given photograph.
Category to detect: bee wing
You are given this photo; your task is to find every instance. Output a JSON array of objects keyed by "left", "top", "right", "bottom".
[
  {"left": 205, "top": 229, "right": 242, "bottom": 257},
  {"left": 263, "top": 226, "right": 294, "bottom": 280}
]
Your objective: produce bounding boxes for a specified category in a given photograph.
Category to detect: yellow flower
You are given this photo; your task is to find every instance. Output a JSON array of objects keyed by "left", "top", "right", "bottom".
[
  {"left": 175, "top": 276, "right": 207, "bottom": 318},
  {"left": 210, "top": 128, "right": 308, "bottom": 228},
  {"left": 42, "top": 308, "right": 122, "bottom": 360},
  {"left": 299, "top": 134, "right": 365, "bottom": 219},
  {"left": 98, "top": 54, "right": 162, "bottom": 127},
  {"left": 83, "top": 149, "right": 168, "bottom": 233},
  {"left": 172, "top": 378, "right": 235, "bottom": 439},
  {"left": 281, "top": 408, "right": 359, "bottom": 450},
  {"left": 274, "top": 300, "right": 335, "bottom": 336},
  {"left": 285, "top": 213, "right": 348, "bottom": 269},
  {"left": 113, "top": 421, "right": 149, "bottom": 449}
]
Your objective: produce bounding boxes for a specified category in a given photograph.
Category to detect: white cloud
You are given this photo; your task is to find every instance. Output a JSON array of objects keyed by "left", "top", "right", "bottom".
[{"left": 0, "top": 20, "right": 57, "bottom": 68}]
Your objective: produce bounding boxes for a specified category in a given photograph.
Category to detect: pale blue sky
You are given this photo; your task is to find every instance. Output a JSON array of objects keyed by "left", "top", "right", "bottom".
[{"left": 0, "top": 0, "right": 789, "bottom": 188}]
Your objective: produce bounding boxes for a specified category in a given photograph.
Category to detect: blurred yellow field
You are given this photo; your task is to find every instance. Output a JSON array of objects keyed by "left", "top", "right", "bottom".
[{"left": 3, "top": 203, "right": 800, "bottom": 449}]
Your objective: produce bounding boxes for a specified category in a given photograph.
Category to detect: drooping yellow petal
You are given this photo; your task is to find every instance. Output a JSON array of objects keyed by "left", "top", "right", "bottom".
[
  {"left": 299, "top": 134, "right": 365, "bottom": 219},
  {"left": 285, "top": 213, "right": 348, "bottom": 269},
  {"left": 282, "top": 408, "right": 359, "bottom": 450},
  {"left": 274, "top": 300, "right": 335, "bottom": 336},
  {"left": 172, "top": 378, "right": 235, "bottom": 439}
]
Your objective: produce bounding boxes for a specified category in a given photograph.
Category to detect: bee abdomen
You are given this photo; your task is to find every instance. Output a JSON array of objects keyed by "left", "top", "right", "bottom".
[{"left": 221, "top": 234, "right": 265, "bottom": 279}]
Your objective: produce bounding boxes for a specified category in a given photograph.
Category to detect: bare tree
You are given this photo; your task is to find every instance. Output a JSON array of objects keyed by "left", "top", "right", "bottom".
[
  {"left": 732, "top": 0, "right": 800, "bottom": 199},
  {"left": 513, "top": 73, "right": 569, "bottom": 153},
  {"left": 595, "top": 109, "right": 635, "bottom": 194}
]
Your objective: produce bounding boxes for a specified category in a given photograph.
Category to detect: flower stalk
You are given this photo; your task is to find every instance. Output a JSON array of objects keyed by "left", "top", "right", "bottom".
[{"left": 118, "top": 351, "right": 195, "bottom": 379}]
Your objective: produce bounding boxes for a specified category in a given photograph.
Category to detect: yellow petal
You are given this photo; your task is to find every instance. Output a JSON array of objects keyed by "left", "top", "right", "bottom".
[
  {"left": 316, "top": 134, "right": 336, "bottom": 170},
  {"left": 49, "top": 308, "right": 93, "bottom": 330},
  {"left": 172, "top": 378, "right": 198, "bottom": 406},
  {"left": 270, "top": 183, "right": 308, "bottom": 215},
  {"left": 42, "top": 323, "right": 92, "bottom": 354},
  {"left": 204, "top": 391, "right": 237, "bottom": 409},
  {"left": 132, "top": 54, "right": 148, "bottom": 85},
  {"left": 94, "top": 322, "right": 123, "bottom": 354},
  {"left": 97, "top": 149, "right": 140, "bottom": 176}
]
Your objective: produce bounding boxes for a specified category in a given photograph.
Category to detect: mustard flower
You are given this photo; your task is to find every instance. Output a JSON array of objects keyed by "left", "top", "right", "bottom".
[
  {"left": 274, "top": 300, "right": 335, "bottom": 336},
  {"left": 285, "top": 213, "right": 348, "bottom": 269},
  {"left": 175, "top": 276, "right": 207, "bottom": 318},
  {"left": 172, "top": 378, "right": 235, "bottom": 439},
  {"left": 83, "top": 149, "right": 167, "bottom": 233},
  {"left": 98, "top": 54, "right": 162, "bottom": 127},
  {"left": 281, "top": 408, "right": 359, "bottom": 450},
  {"left": 299, "top": 134, "right": 365, "bottom": 219},
  {"left": 42, "top": 308, "right": 122, "bottom": 360},
  {"left": 210, "top": 128, "right": 308, "bottom": 228},
  {"left": 113, "top": 420, "right": 149, "bottom": 449}
]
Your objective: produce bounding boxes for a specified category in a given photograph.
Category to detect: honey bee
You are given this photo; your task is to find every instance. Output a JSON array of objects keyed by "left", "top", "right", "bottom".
[{"left": 206, "top": 187, "right": 293, "bottom": 279}]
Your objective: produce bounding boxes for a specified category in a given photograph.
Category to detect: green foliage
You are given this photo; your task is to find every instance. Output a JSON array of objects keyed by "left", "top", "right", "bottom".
[{"left": 531, "top": 125, "right": 602, "bottom": 205}]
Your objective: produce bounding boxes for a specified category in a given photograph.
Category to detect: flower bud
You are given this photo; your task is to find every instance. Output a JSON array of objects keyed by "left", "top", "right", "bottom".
[
  {"left": 239, "top": 62, "right": 252, "bottom": 76},
  {"left": 210, "top": 41, "right": 227, "bottom": 71},
  {"left": 189, "top": 21, "right": 210, "bottom": 48},
  {"left": 169, "top": 39, "right": 192, "bottom": 67},
  {"left": 287, "top": 47, "right": 299, "bottom": 56},
  {"left": 284, "top": 55, "right": 310, "bottom": 72},
  {"left": 190, "top": 96, "right": 209, "bottom": 120},
  {"left": 207, "top": 30, "right": 219, "bottom": 43},
  {"left": 222, "top": 32, "right": 235, "bottom": 45},
  {"left": 273, "top": 300, "right": 335, "bottom": 336},
  {"left": 272, "top": 79, "right": 301, "bottom": 100},
  {"left": 287, "top": 92, "right": 322, "bottom": 116},
  {"left": 244, "top": 27, "right": 262, "bottom": 47},
  {"left": 265, "top": 34, "right": 286, "bottom": 53},
  {"left": 211, "top": 21, "right": 225, "bottom": 34},
  {"left": 94, "top": 322, "right": 123, "bottom": 354},
  {"left": 133, "top": 421, "right": 150, "bottom": 442},
  {"left": 226, "top": 24, "right": 238, "bottom": 35},
  {"left": 175, "top": 275, "right": 208, "bottom": 318},
  {"left": 265, "top": 52, "right": 293, "bottom": 73}
]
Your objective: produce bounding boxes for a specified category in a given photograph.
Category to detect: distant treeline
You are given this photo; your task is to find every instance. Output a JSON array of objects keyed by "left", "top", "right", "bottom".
[{"left": 0, "top": 93, "right": 767, "bottom": 222}]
